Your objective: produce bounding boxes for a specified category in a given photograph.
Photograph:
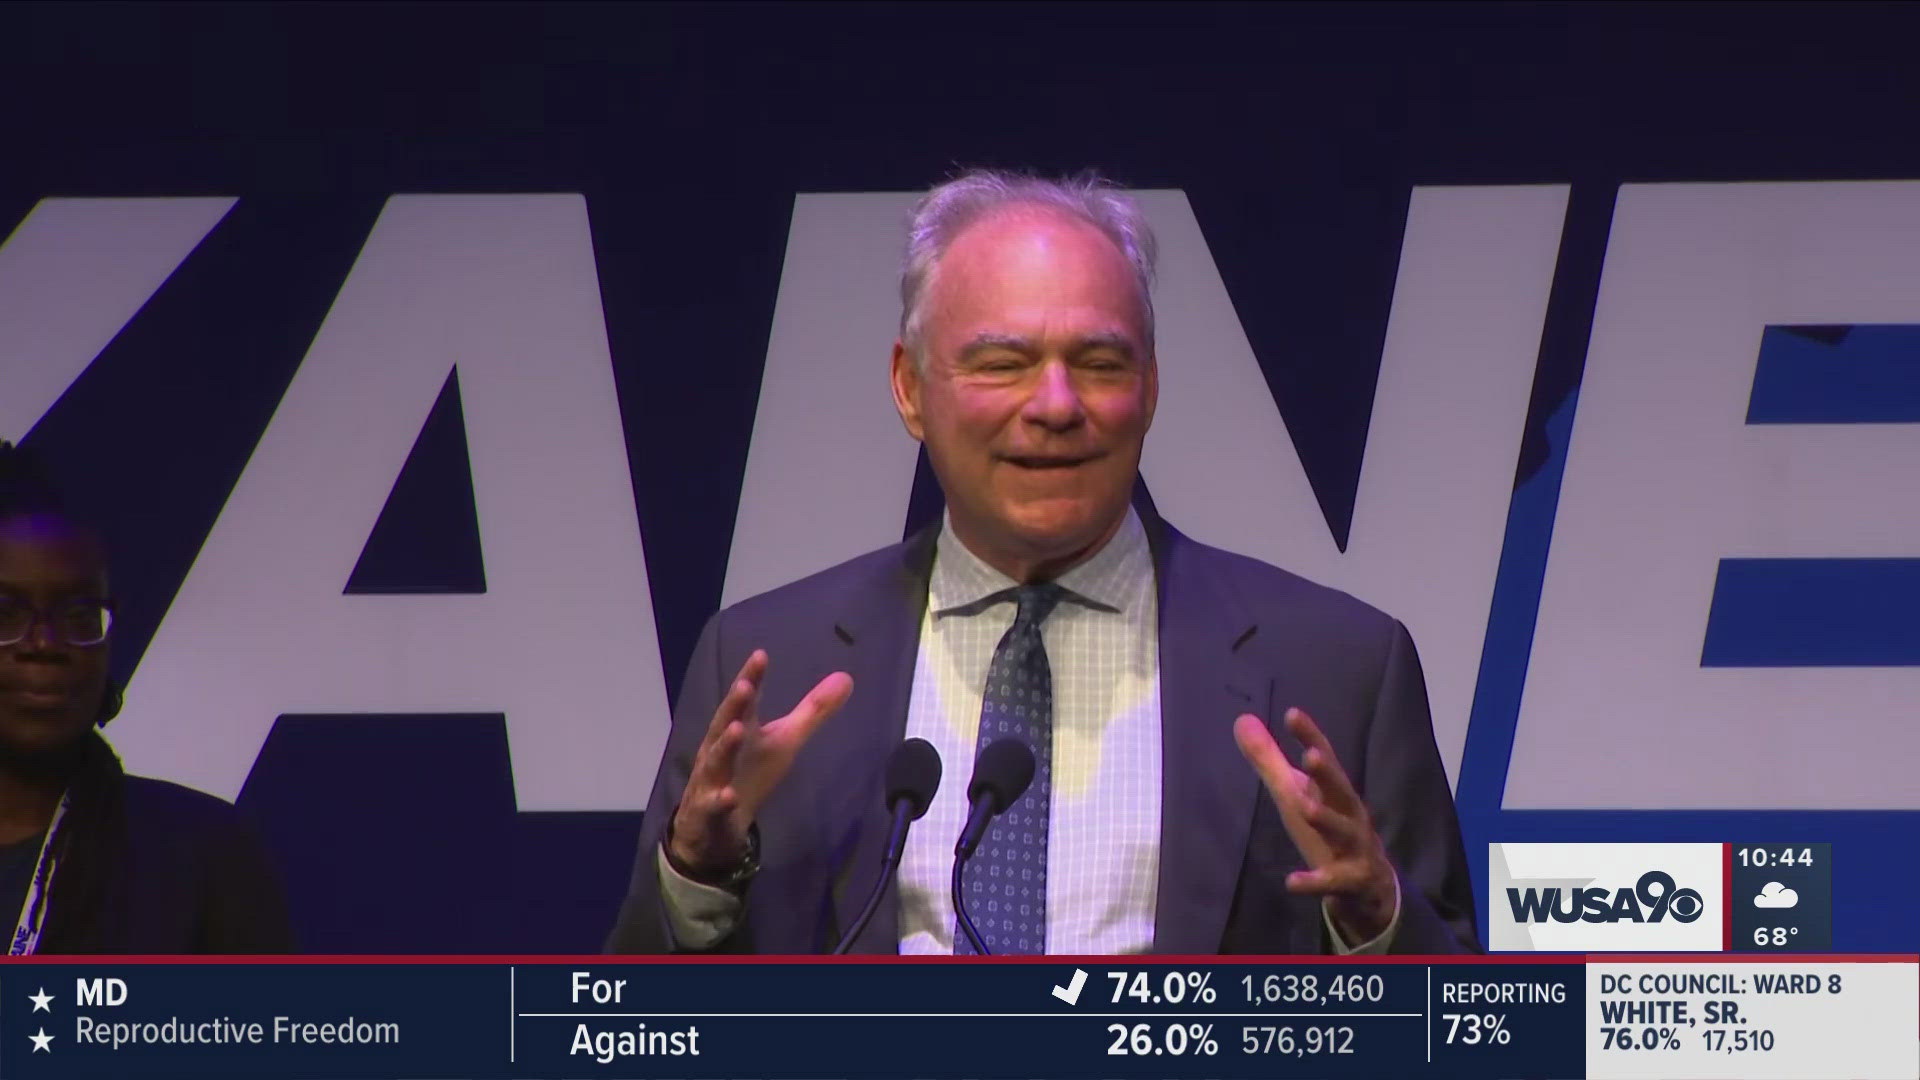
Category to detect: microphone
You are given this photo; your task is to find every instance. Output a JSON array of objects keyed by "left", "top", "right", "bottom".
[
  {"left": 830, "top": 738, "right": 942, "bottom": 955},
  {"left": 950, "top": 738, "right": 1036, "bottom": 956}
]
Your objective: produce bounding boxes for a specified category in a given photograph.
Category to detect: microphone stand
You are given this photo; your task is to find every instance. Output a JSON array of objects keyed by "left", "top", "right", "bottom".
[
  {"left": 832, "top": 802, "right": 914, "bottom": 955},
  {"left": 951, "top": 854, "right": 991, "bottom": 955}
]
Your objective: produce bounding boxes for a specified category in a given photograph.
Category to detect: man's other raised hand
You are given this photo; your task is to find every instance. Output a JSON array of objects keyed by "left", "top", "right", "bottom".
[{"left": 668, "top": 650, "right": 853, "bottom": 876}]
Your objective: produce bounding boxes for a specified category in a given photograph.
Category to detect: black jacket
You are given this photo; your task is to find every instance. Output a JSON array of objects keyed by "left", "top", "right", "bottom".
[{"left": 25, "top": 734, "right": 295, "bottom": 954}]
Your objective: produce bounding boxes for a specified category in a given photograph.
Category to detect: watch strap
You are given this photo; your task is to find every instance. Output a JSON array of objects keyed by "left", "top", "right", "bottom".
[{"left": 662, "top": 820, "right": 761, "bottom": 891}]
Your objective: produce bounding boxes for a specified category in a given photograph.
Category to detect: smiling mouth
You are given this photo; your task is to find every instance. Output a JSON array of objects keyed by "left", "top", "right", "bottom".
[{"left": 1003, "top": 454, "right": 1100, "bottom": 470}]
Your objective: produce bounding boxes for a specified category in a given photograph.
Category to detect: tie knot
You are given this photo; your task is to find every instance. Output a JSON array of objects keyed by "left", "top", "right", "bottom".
[{"left": 1010, "top": 582, "right": 1066, "bottom": 630}]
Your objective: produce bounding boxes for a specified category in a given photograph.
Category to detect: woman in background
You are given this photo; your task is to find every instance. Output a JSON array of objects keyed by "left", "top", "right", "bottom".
[{"left": 0, "top": 440, "right": 293, "bottom": 953}]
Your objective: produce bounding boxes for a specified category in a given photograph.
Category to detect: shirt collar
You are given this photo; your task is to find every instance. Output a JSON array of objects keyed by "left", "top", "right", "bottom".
[{"left": 929, "top": 506, "right": 1150, "bottom": 617}]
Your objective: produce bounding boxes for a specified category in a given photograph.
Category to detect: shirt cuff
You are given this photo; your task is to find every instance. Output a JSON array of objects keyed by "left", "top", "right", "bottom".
[
  {"left": 1323, "top": 875, "right": 1402, "bottom": 955},
  {"left": 656, "top": 843, "right": 746, "bottom": 950}
]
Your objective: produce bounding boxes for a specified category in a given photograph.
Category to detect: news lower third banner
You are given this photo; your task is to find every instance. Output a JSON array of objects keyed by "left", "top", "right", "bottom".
[{"left": 0, "top": 957, "right": 1912, "bottom": 1079}]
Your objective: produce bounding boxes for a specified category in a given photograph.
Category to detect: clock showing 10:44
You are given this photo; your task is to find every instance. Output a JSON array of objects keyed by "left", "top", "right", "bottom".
[
  {"left": 1730, "top": 842, "right": 1831, "bottom": 952},
  {"left": 1737, "top": 846, "right": 1819, "bottom": 869}
]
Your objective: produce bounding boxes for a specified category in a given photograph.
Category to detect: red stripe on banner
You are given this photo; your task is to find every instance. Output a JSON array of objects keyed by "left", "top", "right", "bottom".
[
  {"left": 1597, "top": 954, "right": 1918, "bottom": 963},
  {"left": 0, "top": 953, "right": 1912, "bottom": 965},
  {"left": 0, "top": 953, "right": 1582, "bottom": 966},
  {"left": 1723, "top": 841, "right": 1734, "bottom": 951}
]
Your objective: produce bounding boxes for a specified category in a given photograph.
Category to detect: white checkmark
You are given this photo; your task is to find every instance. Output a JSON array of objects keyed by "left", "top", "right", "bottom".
[{"left": 1051, "top": 967, "right": 1088, "bottom": 1005}]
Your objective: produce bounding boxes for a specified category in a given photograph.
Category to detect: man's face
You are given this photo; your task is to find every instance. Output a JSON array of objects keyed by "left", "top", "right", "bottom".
[
  {"left": 892, "top": 206, "right": 1157, "bottom": 577},
  {"left": 0, "top": 514, "right": 109, "bottom": 761}
]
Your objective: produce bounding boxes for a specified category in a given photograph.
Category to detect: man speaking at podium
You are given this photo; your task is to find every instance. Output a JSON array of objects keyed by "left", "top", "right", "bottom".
[{"left": 608, "top": 171, "right": 1477, "bottom": 956}]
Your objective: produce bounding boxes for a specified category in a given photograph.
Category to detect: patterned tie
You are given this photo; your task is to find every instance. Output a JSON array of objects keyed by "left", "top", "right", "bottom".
[{"left": 956, "top": 582, "right": 1065, "bottom": 955}]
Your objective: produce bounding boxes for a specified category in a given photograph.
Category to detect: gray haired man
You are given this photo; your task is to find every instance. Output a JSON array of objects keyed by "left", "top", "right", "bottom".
[{"left": 608, "top": 170, "right": 1477, "bottom": 955}]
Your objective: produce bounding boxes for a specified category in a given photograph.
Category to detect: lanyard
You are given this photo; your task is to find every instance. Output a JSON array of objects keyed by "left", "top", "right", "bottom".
[{"left": 8, "top": 792, "right": 70, "bottom": 956}]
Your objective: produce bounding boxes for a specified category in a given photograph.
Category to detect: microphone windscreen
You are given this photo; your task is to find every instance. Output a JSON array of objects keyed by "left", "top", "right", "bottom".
[
  {"left": 884, "top": 737, "right": 942, "bottom": 820},
  {"left": 966, "top": 738, "right": 1035, "bottom": 814}
]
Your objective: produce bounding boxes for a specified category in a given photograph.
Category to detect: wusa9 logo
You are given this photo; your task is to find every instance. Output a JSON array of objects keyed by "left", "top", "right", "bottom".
[
  {"left": 1506, "top": 870, "right": 1705, "bottom": 925},
  {"left": 1489, "top": 844, "right": 1724, "bottom": 951}
]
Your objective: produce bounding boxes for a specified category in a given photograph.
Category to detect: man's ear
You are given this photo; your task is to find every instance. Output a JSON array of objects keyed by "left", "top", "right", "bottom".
[
  {"left": 1142, "top": 351, "right": 1159, "bottom": 431},
  {"left": 890, "top": 340, "right": 926, "bottom": 441}
]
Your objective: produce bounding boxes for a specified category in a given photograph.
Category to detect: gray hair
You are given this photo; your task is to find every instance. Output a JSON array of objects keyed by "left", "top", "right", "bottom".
[{"left": 899, "top": 169, "right": 1157, "bottom": 362}]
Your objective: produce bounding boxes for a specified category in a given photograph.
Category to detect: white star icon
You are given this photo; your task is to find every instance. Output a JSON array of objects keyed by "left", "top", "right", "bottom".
[
  {"left": 29, "top": 1027, "right": 52, "bottom": 1052},
  {"left": 28, "top": 987, "right": 52, "bottom": 1013}
]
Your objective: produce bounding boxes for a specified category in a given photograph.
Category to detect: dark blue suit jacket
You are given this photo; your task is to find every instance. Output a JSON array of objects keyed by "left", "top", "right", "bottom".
[{"left": 608, "top": 517, "right": 1479, "bottom": 955}]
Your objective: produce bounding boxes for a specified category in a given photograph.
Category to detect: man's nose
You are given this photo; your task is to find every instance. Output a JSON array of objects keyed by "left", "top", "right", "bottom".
[{"left": 1023, "top": 359, "right": 1086, "bottom": 430}]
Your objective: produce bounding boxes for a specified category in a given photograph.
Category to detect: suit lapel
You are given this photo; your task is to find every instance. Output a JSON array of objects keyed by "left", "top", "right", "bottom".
[
  {"left": 1147, "top": 521, "right": 1267, "bottom": 955},
  {"left": 816, "top": 527, "right": 937, "bottom": 953},
  {"left": 802, "top": 518, "right": 1271, "bottom": 953}
]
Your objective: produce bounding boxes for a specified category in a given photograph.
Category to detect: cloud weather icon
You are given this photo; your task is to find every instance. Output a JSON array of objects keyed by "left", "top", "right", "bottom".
[{"left": 1754, "top": 882, "right": 1799, "bottom": 909}]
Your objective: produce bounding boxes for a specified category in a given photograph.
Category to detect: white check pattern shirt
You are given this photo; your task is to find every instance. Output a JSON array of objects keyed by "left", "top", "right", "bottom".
[
  {"left": 897, "top": 508, "right": 1162, "bottom": 955},
  {"left": 657, "top": 507, "right": 1398, "bottom": 953}
]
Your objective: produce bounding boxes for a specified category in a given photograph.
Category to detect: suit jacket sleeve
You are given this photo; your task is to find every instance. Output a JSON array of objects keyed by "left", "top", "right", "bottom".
[
  {"left": 606, "top": 612, "right": 757, "bottom": 953},
  {"left": 1365, "top": 620, "right": 1481, "bottom": 954}
]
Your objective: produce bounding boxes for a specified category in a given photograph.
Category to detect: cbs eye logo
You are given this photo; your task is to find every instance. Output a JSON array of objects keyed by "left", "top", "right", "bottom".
[{"left": 1637, "top": 870, "right": 1704, "bottom": 923}]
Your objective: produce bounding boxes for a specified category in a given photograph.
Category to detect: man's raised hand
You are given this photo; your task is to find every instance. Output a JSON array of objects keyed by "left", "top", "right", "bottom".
[
  {"left": 1233, "top": 708, "right": 1398, "bottom": 945},
  {"left": 668, "top": 650, "right": 853, "bottom": 876}
]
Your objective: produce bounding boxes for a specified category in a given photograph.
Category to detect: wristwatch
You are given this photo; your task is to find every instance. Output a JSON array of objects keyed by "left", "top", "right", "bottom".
[{"left": 662, "top": 820, "right": 761, "bottom": 891}]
